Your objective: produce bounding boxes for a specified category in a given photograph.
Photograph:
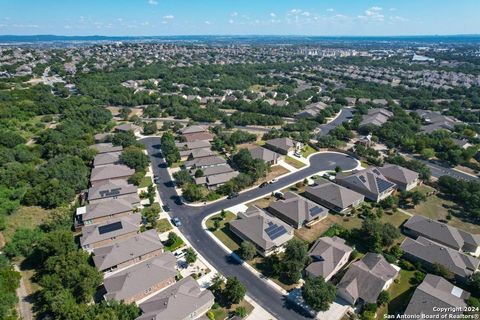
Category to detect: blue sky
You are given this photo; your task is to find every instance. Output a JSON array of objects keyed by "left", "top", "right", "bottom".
[{"left": 0, "top": 0, "right": 479, "bottom": 36}]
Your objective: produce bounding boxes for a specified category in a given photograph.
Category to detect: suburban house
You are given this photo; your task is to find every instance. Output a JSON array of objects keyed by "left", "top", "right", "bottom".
[
  {"left": 264, "top": 137, "right": 297, "bottom": 155},
  {"left": 185, "top": 148, "right": 216, "bottom": 160},
  {"left": 335, "top": 168, "right": 396, "bottom": 202},
  {"left": 377, "top": 164, "right": 419, "bottom": 191},
  {"left": 80, "top": 214, "right": 141, "bottom": 251},
  {"left": 295, "top": 101, "right": 328, "bottom": 119},
  {"left": 93, "top": 151, "right": 122, "bottom": 167},
  {"left": 90, "top": 143, "right": 123, "bottom": 154},
  {"left": 180, "top": 125, "right": 214, "bottom": 142},
  {"left": 176, "top": 140, "right": 212, "bottom": 160},
  {"left": 191, "top": 164, "right": 234, "bottom": 177},
  {"left": 183, "top": 155, "right": 226, "bottom": 170},
  {"left": 136, "top": 276, "right": 215, "bottom": 320},
  {"left": 249, "top": 146, "right": 282, "bottom": 165},
  {"left": 403, "top": 274, "right": 470, "bottom": 317},
  {"left": 305, "top": 236, "right": 353, "bottom": 281},
  {"left": 337, "top": 253, "right": 399, "bottom": 306},
  {"left": 359, "top": 108, "right": 393, "bottom": 127},
  {"left": 452, "top": 138, "right": 473, "bottom": 150},
  {"left": 75, "top": 198, "right": 134, "bottom": 227},
  {"left": 414, "top": 110, "right": 460, "bottom": 134},
  {"left": 194, "top": 171, "right": 239, "bottom": 190},
  {"left": 90, "top": 164, "right": 135, "bottom": 187},
  {"left": 403, "top": 215, "right": 480, "bottom": 257},
  {"left": 400, "top": 236, "right": 480, "bottom": 282},
  {"left": 103, "top": 253, "right": 177, "bottom": 304},
  {"left": 94, "top": 133, "right": 111, "bottom": 143},
  {"left": 304, "top": 179, "right": 364, "bottom": 214},
  {"left": 267, "top": 192, "right": 328, "bottom": 229},
  {"left": 229, "top": 206, "right": 294, "bottom": 256},
  {"left": 88, "top": 180, "right": 140, "bottom": 205},
  {"left": 93, "top": 229, "right": 164, "bottom": 272},
  {"left": 115, "top": 123, "right": 142, "bottom": 134}
]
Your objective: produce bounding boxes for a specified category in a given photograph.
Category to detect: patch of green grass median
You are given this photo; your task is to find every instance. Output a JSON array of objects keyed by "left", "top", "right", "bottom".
[
  {"left": 156, "top": 218, "right": 173, "bottom": 233},
  {"left": 378, "top": 269, "right": 416, "bottom": 318},
  {"left": 206, "top": 211, "right": 241, "bottom": 252},
  {"left": 284, "top": 155, "right": 306, "bottom": 169},
  {"left": 139, "top": 176, "right": 153, "bottom": 188},
  {"left": 301, "top": 145, "right": 317, "bottom": 158}
]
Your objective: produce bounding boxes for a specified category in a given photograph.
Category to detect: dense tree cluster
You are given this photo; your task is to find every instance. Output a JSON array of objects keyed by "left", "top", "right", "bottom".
[
  {"left": 161, "top": 131, "right": 180, "bottom": 166},
  {"left": 437, "top": 176, "right": 480, "bottom": 222}
]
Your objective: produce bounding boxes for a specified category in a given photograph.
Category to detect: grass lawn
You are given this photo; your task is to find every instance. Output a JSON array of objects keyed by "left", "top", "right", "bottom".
[
  {"left": 139, "top": 176, "right": 153, "bottom": 188},
  {"left": 295, "top": 210, "right": 410, "bottom": 244},
  {"left": 246, "top": 196, "right": 274, "bottom": 210},
  {"left": 2, "top": 206, "right": 52, "bottom": 242},
  {"left": 206, "top": 212, "right": 242, "bottom": 252},
  {"left": 378, "top": 269, "right": 416, "bottom": 318},
  {"left": 156, "top": 218, "right": 173, "bottom": 233},
  {"left": 406, "top": 188, "right": 480, "bottom": 234},
  {"left": 209, "top": 297, "right": 254, "bottom": 320},
  {"left": 258, "top": 165, "right": 290, "bottom": 184},
  {"left": 301, "top": 145, "right": 317, "bottom": 158},
  {"left": 164, "top": 236, "right": 185, "bottom": 252},
  {"left": 284, "top": 156, "right": 306, "bottom": 169}
]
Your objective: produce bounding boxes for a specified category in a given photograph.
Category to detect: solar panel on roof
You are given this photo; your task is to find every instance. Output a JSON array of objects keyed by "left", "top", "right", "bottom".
[
  {"left": 98, "top": 221, "right": 123, "bottom": 235},
  {"left": 359, "top": 176, "right": 367, "bottom": 183},
  {"left": 309, "top": 206, "right": 324, "bottom": 217},
  {"left": 265, "top": 223, "right": 287, "bottom": 240},
  {"left": 372, "top": 169, "right": 381, "bottom": 175},
  {"left": 376, "top": 177, "right": 394, "bottom": 193}
]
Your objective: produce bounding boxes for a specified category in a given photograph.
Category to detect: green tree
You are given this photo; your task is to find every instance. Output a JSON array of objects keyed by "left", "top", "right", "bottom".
[
  {"left": 377, "top": 291, "right": 390, "bottom": 306},
  {"left": 432, "top": 263, "right": 454, "bottom": 281},
  {"left": 185, "top": 248, "right": 197, "bottom": 264},
  {"left": 302, "top": 276, "right": 336, "bottom": 312},
  {"left": 113, "top": 131, "right": 137, "bottom": 148},
  {"left": 281, "top": 238, "right": 309, "bottom": 283},
  {"left": 239, "top": 241, "right": 256, "bottom": 261},
  {"left": 224, "top": 277, "right": 246, "bottom": 305},
  {"left": 235, "top": 306, "right": 247, "bottom": 317},
  {"left": 142, "top": 203, "right": 161, "bottom": 228},
  {"left": 209, "top": 273, "right": 224, "bottom": 294},
  {"left": 120, "top": 146, "right": 149, "bottom": 172}
]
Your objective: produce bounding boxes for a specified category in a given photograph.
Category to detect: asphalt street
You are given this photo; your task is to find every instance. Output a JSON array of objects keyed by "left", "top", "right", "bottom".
[{"left": 141, "top": 137, "right": 359, "bottom": 320}]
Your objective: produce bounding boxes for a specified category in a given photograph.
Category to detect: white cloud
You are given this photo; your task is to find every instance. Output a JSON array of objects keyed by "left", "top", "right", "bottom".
[
  {"left": 359, "top": 6, "right": 384, "bottom": 22},
  {"left": 231, "top": 12, "right": 238, "bottom": 17},
  {"left": 390, "top": 16, "right": 408, "bottom": 22},
  {"left": 228, "top": 19, "right": 234, "bottom": 24},
  {"left": 141, "top": 21, "right": 150, "bottom": 26},
  {"left": 389, "top": 8, "right": 397, "bottom": 11},
  {"left": 269, "top": 12, "right": 276, "bottom": 17},
  {"left": 204, "top": 21, "right": 211, "bottom": 25},
  {"left": 326, "top": 8, "right": 334, "bottom": 12},
  {"left": 148, "top": 0, "right": 158, "bottom": 5},
  {"left": 163, "top": 15, "right": 174, "bottom": 20}
]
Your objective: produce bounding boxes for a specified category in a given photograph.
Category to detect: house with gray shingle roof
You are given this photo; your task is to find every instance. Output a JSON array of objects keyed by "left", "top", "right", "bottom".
[
  {"left": 136, "top": 276, "right": 214, "bottom": 320},
  {"left": 183, "top": 155, "right": 226, "bottom": 170},
  {"left": 194, "top": 171, "right": 239, "bottom": 190},
  {"left": 306, "top": 236, "right": 353, "bottom": 281},
  {"left": 93, "top": 229, "right": 164, "bottom": 272},
  {"left": 335, "top": 167, "right": 396, "bottom": 202},
  {"left": 337, "top": 253, "right": 399, "bottom": 305},
  {"left": 230, "top": 206, "right": 294, "bottom": 256},
  {"left": 403, "top": 215, "right": 480, "bottom": 257},
  {"left": 93, "top": 151, "right": 121, "bottom": 167},
  {"left": 304, "top": 179, "right": 364, "bottom": 214},
  {"left": 400, "top": 236, "right": 480, "bottom": 282},
  {"left": 403, "top": 274, "right": 470, "bottom": 317},
  {"left": 378, "top": 164, "right": 419, "bottom": 191},
  {"left": 90, "top": 164, "right": 135, "bottom": 186},
  {"left": 264, "top": 137, "right": 297, "bottom": 155},
  {"left": 359, "top": 108, "right": 393, "bottom": 127},
  {"left": 80, "top": 214, "right": 141, "bottom": 251},
  {"left": 103, "top": 253, "right": 177, "bottom": 304},
  {"left": 88, "top": 180, "right": 139, "bottom": 205},
  {"left": 90, "top": 143, "right": 123, "bottom": 154},
  {"left": 249, "top": 147, "right": 282, "bottom": 165},
  {"left": 75, "top": 198, "right": 134, "bottom": 227},
  {"left": 267, "top": 192, "right": 328, "bottom": 229}
]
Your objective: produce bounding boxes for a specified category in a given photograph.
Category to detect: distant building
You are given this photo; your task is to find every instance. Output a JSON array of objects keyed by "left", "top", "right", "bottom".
[
  {"left": 90, "top": 143, "right": 123, "bottom": 154},
  {"left": 249, "top": 147, "right": 282, "bottom": 165},
  {"left": 359, "top": 108, "right": 393, "bottom": 127},
  {"left": 90, "top": 164, "right": 135, "bottom": 186},
  {"left": 93, "top": 151, "right": 121, "bottom": 167},
  {"left": 75, "top": 198, "right": 134, "bottom": 227},
  {"left": 87, "top": 180, "right": 140, "bottom": 205},
  {"left": 264, "top": 137, "right": 297, "bottom": 155}
]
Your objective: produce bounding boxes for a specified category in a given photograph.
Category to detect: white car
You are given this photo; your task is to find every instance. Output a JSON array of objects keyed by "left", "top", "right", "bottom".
[{"left": 270, "top": 178, "right": 278, "bottom": 184}]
